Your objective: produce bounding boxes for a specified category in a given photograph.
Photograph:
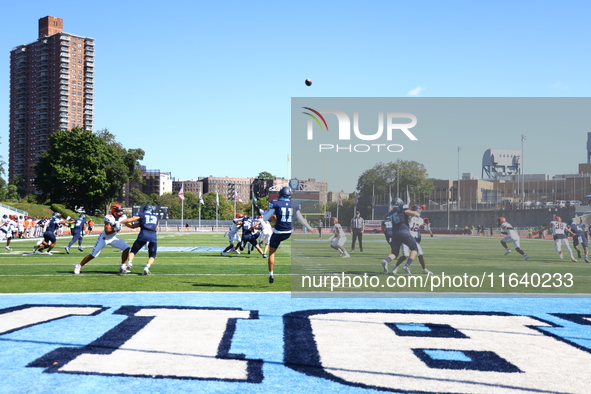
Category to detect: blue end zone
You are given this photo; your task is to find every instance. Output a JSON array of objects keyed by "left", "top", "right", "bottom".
[{"left": 0, "top": 293, "right": 590, "bottom": 393}]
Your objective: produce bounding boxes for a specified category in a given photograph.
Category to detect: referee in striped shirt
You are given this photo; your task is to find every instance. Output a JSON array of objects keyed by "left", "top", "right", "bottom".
[{"left": 350, "top": 211, "right": 365, "bottom": 252}]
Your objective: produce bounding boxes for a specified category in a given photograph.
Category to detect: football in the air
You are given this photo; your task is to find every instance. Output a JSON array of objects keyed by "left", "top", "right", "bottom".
[{"left": 305, "top": 79, "right": 312, "bottom": 86}]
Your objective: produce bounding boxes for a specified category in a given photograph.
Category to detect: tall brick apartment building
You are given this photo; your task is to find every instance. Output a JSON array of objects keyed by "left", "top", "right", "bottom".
[{"left": 9, "top": 16, "right": 95, "bottom": 195}]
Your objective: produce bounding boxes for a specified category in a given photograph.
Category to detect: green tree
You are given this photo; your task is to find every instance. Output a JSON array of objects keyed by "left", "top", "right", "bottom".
[
  {"left": 256, "top": 171, "right": 274, "bottom": 180},
  {"left": 129, "top": 188, "right": 152, "bottom": 207},
  {"left": 201, "top": 192, "right": 233, "bottom": 220},
  {"left": 0, "top": 177, "right": 7, "bottom": 202},
  {"left": 356, "top": 160, "right": 435, "bottom": 215},
  {"left": 34, "top": 128, "right": 144, "bottom": 214}
]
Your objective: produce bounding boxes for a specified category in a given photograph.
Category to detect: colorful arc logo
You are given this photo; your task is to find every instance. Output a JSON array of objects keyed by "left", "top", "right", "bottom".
[{"left": 302, "top": 107, "right": 329, "bottom": 131}]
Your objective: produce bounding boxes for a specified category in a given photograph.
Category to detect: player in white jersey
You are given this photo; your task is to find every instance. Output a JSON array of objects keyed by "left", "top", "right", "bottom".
[
  {"left": 498, "top": 217, "right": 529, "bottom": 261},
  {"left": 258, "top": 215, "right": 274, "bottom": 256},
  {"left": 393, "top": 205, "right": 434, "bottom": 275},
  {"left": 0, "top": 216, "right": 17, "bottom": 251},
  {"left": 536, "top": 216, "right": 576, "bottom": 261},
  {"left": 329, "top": 217, "right": 350, "bottom": 258},
  {"left": 221, "top": 214, "right": 243, "bottom": 256},
  {"left": 74, "top": 204, "right": 131, "bottom": 274}
]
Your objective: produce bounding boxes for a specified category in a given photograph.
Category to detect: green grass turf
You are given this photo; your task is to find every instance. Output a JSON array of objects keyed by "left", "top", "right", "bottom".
[
  {"left": 290, "top": 233, "right": 591, "bottom": 295},
  {"left": 0, "top": 232, "right": 589, "bottom": 295}
]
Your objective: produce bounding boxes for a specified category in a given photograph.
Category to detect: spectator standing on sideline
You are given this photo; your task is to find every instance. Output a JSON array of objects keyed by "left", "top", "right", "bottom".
[
  {"left": 317, "top": 219, "right": 323, "bottom": 238},
  {"left": 350, "top": 211, "right": 365, "bottom": 252}
]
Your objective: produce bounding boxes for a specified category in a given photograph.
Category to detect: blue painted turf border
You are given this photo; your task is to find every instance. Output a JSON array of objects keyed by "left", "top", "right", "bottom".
[{"left": 0, "top": 292, "right": 590, "bottom": 393}]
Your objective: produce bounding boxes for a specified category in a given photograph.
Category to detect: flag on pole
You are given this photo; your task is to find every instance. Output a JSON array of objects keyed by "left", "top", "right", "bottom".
[
  {"left": 216, "top": 191, "right": 219, "bottom": 206},
  {"left": 178, "top": 186, "right": 185, "bottom": 200},
  {"left": 235, "top": 191, "right": 243, "bottom": 203},
  {"left": 199, "top": 191, "right": 204, "bottom": 205},
  {"left": 338, "top": 191, "right": 343, "bottom": 206},
  {"left": 406, "top": 185, "right": 411, "bottom": 205}
]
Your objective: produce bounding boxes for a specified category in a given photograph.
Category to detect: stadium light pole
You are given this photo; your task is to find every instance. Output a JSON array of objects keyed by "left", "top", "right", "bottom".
[
  {"left": 521, "top": 134, "right": 527, "bottom": 207},
  {"left": 457, "top": 147, "right": 461, "bottom": 210}
]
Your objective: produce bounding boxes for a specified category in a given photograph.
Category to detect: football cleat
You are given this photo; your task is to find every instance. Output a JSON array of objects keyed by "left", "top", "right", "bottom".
[
  {"left": 143, "top": 267, "right": 151, "bottom": 275},
  {"left": 5, "top": 246, "right": 11, "bottom": 251},
  {"left": 119, "top": 264, "right": 131, "bottom": 274},
  {"left": 523, "top": 254, "right": 529, "bottom": 261},
  {"left": 382, "top": 260, "right": 388, "bottom": 274},
  {"left": 74, "top": 264, "right": 81, "bottom": 275},
  {"left": 269, "top": 276, "right": 274, "bottom": 284},
  {"left": 585, "top": 257, "right": 590, "bottom": 263},
  {"left": 402, "top": 265, "right": 412, "bottom": 275},
  {"left": 422, "top": 269, "right": 433, "bottom": 275},
  {"left": 504, "top": 249, "right": 511, "bottom": 256},
  {"left": 65, "top": 246, "right": 70, "bottom": 254},
  {"left": 392, "top": 266, "right": 398, "bottom": 275},
  {"left": 571, "top": 258, "right": 577, "bottom": 262}
]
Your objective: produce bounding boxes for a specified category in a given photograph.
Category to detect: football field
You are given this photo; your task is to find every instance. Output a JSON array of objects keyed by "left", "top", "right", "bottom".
[
  {"left": 0, "top": 232, "right": 588, "bottom": 295},
  {"left": 0, "top": 232, "right": 590, "bottom": 393}
]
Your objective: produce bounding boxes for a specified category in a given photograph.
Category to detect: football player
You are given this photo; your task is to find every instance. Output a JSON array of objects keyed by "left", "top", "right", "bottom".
[
  {"left": 535, "top": 216, "right": 576, "bottom": 262},
  {"left": 258, "top": 214, "right": 274, "bottom": 257},
  {"left": 120, "top": 204, "right": 159, "bottom": 275},
  {"left": 392, "top": 205, "right": 434, "bottom": 275},
  {"left": 328, "top": 217, "right": 349, "bottom": 258},
  {"left": 497, "top": 217, "right": 529, "bottom": 261},
  {"left": 35, "top": 212, "right": 69, "bottom": 255},
  {"left": 567, "top": 218, "right": 589, "bottom": 263},
  {"left": 238, "top": 215, "right": 266, "bottom": 257},
  {"left": 74, "top": 204, "right": 131, "bottom": 274},
  {"left": 221, "top": 213, "right": 243, "bottom": 256},
  {"left": 262, "top": 187, "right": 314, "bottom": 283},
  {"left": 65, "top": 214, "right": 87, "bottom": 254},
  {"left": 381, "top": 198, "right": 420, "bottom": 275}
]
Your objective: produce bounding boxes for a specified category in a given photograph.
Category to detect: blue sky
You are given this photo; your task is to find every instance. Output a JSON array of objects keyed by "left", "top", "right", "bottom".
[{"left": 2, "top": 1, "right": 590, "bottom": 192}]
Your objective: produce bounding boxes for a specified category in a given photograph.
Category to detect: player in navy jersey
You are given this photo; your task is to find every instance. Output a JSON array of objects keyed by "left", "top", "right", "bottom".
[
  {"left": 262, "top": 186, "right": 313, "bottom": 283},
  {"left": 65, "top": 214, "right": 87, "bottom": 254},
  {"left": 35, "top": 212, "right": 68, "bottom": 255},
  {"left": 121, "top": 204, "right": 160, "bottom": 275},
  {"left": 239, "top": 215, "right": 265, "bottom": 257},
  {"left": 381, "top": 198, "right": 420, "bottom": 274},
  {"left": 568, "top": 218, "right": 589, "bottom": 263}
]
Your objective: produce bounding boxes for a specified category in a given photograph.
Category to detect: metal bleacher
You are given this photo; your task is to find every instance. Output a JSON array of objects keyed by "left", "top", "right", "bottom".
[{"left": 0, "top": 203, "right": 28, "bottom": 217}]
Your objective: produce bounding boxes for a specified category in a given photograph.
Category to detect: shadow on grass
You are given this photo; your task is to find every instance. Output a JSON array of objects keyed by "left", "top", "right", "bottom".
[
  {"left": 191, "top": 283, "right": 243, "bottom": 288},
  {"left": 57, "top": 270, "right": 122, "bottom": 275}
]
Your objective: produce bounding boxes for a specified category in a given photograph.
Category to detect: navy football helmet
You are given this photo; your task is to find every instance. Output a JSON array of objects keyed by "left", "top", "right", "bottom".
[
  {"left": 52, "top": 212, "right": 62, "bottom": 219},
  {"left": 391, "top": 197, "right": 404, "bottom": 207},
  {"left": 79, "top": 214, "right": 86, "bottom": 220},
  {"left": 279, "top": 187, "right": 292, "bottom": 200},
  {"left": 143, "top": 204, "right": 155, "bottom": 213}
]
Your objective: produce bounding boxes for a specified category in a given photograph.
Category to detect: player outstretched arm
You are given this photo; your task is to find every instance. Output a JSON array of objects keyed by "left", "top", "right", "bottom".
[
  {"left": 295, "top": 209, "right": 314, "bottom": 232},
  {"left": 121, "top": 216, "right": 141, "bottom": 229}
]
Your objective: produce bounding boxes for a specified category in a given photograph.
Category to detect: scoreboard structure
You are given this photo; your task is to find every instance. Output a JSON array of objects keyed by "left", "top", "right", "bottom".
[
  {"left": 131, "top": 205, "right": 169, "bottom": 220},
  {"left": 268, "top": 182, "right": 321, "bottom": 216}
]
